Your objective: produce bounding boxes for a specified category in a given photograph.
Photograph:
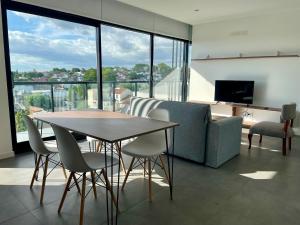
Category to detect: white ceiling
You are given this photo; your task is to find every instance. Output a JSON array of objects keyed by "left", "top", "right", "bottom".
[{"left": 119, "top": 0, "right": 300, "bottom": 25}]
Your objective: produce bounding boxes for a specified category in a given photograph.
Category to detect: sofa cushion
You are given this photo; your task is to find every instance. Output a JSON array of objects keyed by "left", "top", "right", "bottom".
[{"left": 129, "top": 97, "right": 211, "bottom": 163}]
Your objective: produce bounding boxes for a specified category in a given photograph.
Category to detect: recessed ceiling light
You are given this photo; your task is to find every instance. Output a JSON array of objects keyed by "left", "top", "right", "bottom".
[{"left": 194, "top": 9, "right": 199, "bottom": 12}]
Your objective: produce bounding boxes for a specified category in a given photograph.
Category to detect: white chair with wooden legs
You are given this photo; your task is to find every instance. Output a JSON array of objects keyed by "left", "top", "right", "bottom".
[
  {"left": 87, "top": 136, "right": 126, "bottom": 173},
  {"left": 24, "top": 115, "right": 68, "bottom": 204},
  {"left": 121, "top": 108, "right": 171, "bottom": 202},
  {"left": 51, "top": 124, "right": 118, "bottom": 225}
]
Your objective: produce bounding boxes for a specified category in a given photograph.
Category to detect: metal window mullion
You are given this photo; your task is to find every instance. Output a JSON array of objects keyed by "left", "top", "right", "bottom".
[
  {"left": 96, "top": 25, "right": 103, "bottom": 109},
  {"left": 149, "top": 34, "right": 154, "bottom": 98}
]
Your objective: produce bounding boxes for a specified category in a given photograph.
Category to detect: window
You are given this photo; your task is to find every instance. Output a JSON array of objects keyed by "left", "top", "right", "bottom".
[
  {"left": 7, "top": 10, "right": 98, "bottom": 142},
  {"left": 3, "top": 3, "right": 189, "bottom": 151},
  {"left": 153, "top": 36, "right": 185, "bottom": 101},
  {"left": 101, "top": 25, "right": 151, "bottom": 112}
]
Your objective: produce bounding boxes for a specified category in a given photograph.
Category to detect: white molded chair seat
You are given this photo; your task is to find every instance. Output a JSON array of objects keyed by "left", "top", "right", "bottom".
[
  {"left": 82, "top": 152, "right": 118, "bottom": 170},
  {"left": 122, "top": 132, "right": 166, "bottom": 158}
]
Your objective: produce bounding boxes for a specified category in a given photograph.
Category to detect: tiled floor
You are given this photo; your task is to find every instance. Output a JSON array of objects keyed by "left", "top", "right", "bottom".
[{"left": 0, "top": 134, "right": 300, "bottom": 225}]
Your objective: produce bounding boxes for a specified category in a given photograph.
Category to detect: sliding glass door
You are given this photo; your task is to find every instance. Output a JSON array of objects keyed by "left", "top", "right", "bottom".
[
  {"left": 101, "top": 25, "right": 151, "bottom": 112},
  {"left": 3, "top": 2, "right": 189, "bottom": 152},
  {"left": 153, "top": 36, "right": 185, "bottom": 101},
  {"left": 7, "top": 10, "right": 98, "bottom": 143}
]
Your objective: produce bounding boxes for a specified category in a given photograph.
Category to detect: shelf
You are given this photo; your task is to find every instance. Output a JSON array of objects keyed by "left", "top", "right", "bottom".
[{"left": 192, "top": 54, "right": 300, "bottom": 61}]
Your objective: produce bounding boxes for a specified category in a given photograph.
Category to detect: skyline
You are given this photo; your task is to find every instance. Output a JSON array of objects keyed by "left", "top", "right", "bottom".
[{"left": 7, "top": 11, "right": 183, "bottom": 72}]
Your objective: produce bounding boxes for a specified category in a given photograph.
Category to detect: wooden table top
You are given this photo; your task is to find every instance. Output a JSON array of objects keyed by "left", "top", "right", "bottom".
[{"left": 34, "top": 110, "right": 179, "bottom": 143}]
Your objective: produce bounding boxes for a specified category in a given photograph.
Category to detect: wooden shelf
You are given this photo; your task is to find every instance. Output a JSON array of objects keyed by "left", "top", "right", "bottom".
[{"left": 192, "top": 54, "right": 300, "bottom": 61}]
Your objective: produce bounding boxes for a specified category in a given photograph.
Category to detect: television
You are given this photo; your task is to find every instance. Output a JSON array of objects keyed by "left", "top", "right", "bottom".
[{"left": 214, "top": 80, "right": 254, "bottom": 104}]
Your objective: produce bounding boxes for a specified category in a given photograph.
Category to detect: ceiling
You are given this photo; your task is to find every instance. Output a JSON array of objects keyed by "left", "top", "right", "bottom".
[{"left": 119, "top": 0, "right": 300, "bottom": 25}]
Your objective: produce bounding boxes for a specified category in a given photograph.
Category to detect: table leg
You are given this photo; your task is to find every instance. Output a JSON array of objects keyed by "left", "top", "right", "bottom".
[
  {"left": 116, "top": 141, "right": 121, "bottom": 224},
  {"left": 110, "top": 142, "right": 114, "bottom": 225},
  {"left": 165, "top": 129, "right": 173, "bottom": 200},
  {"left": 104, "top": 142, "right": 110, "bottom": 225}
]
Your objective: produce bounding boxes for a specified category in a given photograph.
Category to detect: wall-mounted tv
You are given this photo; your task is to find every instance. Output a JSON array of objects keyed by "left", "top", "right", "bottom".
[{"left": 214, "top": 80, "right": 254, "bottom": 104}]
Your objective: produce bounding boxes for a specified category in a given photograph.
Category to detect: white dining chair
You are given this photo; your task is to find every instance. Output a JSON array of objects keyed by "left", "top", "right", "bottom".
[
  {"left": 24, "top": 115, "right": 68, "bottom": 204},
  {"left": 51, "top": 124, "right": 118, "bottom": 225},
  {"left": 121, "top": 108, "right": 171, "bottom": 201}
]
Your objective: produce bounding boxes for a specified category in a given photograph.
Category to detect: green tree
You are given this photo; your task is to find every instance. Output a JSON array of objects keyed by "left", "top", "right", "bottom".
[
  {"left": 71, "top": 68, "right": 81, "bottom": 73},
  {"left": 15, "top": 109, "right": 29, "bottom": 132},
  {"left": 102, "top": 67, "right": 117, "bottom": 81},
  {"left": 83, "top": 68, "right": 97, "bottom": 81},
  {"left": 25, "top": 94, "right": 52, "bottom": 111},
  {"left": 67, "top": 85, "right": 85, "bottom": 109},
  {"left": 132, "top": 64, "right": 149, "bottom": 73},
  {"left": 156, "top": 63, "right": 172, "bottom": 77}
]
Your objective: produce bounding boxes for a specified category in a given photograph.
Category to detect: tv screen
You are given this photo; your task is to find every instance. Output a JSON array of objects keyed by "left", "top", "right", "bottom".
[{"left": 214, "top": 80, "right": 254, "bottom": 104}]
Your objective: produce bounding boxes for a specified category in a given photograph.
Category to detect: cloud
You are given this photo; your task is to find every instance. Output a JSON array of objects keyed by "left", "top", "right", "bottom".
[
  {"left": 9, "top": 31, "right": 97, "bottom": 71},
  {"left": 8, "top": 11, "right": 185, "bottom": 71}
]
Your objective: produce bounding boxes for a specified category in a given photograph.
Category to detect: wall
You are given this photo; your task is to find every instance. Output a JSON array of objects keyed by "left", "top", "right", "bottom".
[
  {"left": 189, "top": 10, "right": 300, "bottom": 124},
  {"left": 0, "top": 4, "right": 14, "bottom": 159},
  {"left": 14, "top": 0, "right": 191, "bottom": 40}
]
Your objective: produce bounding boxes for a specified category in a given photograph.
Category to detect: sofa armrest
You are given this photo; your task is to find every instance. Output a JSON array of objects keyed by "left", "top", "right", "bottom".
[{"left": 206, "top": 116, "right": 242, "bottom": 168}]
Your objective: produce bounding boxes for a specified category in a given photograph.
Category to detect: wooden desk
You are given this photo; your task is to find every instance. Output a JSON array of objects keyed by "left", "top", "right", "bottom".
[{"left": 34, "top": 110, "right": 178, "bottom": 225}]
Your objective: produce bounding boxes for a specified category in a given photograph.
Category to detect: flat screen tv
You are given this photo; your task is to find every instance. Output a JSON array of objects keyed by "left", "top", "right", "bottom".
[{"left": 214, "top": 80, "right": 254, "bottom": 104}]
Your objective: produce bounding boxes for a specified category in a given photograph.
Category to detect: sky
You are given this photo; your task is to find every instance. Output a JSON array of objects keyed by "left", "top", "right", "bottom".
[{"left": 7, "top": 11, "right": 184, "bottom": 72}]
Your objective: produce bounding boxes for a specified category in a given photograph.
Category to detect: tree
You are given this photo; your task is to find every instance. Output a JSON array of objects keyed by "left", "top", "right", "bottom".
[
  {"left": 83, "top": 68, "right": 97, "bottom": 81},
  {"left": 71, "top": 68, "right": 81, "bottom": 73},
  {"left": 52, "top": 68, "right": 67, "bottom": 73},
  {"left": 132, "top": 64, "right": 149, "bottom": 73},
  {"left": 156, "top": 63, "right": 172, "bottom": 77},
  {"left": 25, "top": 94, "right": 52, "bottom": 111},
  {"left": 102, "top": 67, "right": 117, "bottom": 82},
  {"left": 15, "top": 109, "right": 29, "bottom": 132}
]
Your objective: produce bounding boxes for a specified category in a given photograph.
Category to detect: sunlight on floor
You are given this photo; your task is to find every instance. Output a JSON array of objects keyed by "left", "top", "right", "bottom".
[
  {"left": 0, "top": 167, "right": 169, "bottom": 187},
  {"left": 240, "top": 171, "right": 277, "bottom": 180},
  {"left": 240, "top": 141, "right": 281, "bottom": 152}
]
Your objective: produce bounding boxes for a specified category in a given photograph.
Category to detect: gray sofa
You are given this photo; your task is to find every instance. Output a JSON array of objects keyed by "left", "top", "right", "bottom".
[{"left": 129, "top": 97, "right": 242, "bottom": 168}]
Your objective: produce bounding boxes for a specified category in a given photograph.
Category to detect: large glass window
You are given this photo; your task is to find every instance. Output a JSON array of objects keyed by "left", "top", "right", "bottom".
[
  {"left": 101, "top": 25, "right": 150, "bottom": 112},
  {"left": 7, "top": 11, "right": 98, "bottom": 142},
  {"left": 153, "top": 36, "right": 185, "bottom": 101}
]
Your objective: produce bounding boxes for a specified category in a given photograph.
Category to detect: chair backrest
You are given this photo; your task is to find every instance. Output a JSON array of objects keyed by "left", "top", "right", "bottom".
[
  {"left": 51, "top": 124, "right": 90, "bottom": 172},
  {"left": 24, "top": 115, "right": 50, "bottom": 155},
  {"left": 146, "top": 108, "right": 171, "bottom": 149},
  {"left": 281, "top": 103, "right": 296, "bottom": 121}
]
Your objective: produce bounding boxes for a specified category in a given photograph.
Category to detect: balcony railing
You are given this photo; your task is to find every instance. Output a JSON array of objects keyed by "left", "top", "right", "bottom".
[{"left": 13, "top": 79, "right": 182, "bottom": 142}]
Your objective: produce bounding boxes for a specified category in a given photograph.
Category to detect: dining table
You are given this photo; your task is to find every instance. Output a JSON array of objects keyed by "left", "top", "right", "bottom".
[{"left": 34, "top": 110, "right": 178, "bottom": 225}]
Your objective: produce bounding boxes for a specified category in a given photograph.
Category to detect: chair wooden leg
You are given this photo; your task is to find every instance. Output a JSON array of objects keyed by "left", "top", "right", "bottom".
[
  {"left": 259, "top": 135, "right": 263, "bottom": 144},
  {"left": 148, "top": 158, "right": 152, "bottom": 202},
  {"left": 282, "top": 138, "right": 287, "bottom": 156},
  {"left": 72, "top": 173, "right": 81, "bottom": 194},
  {"left": 143, "top": 159, "right": 147, "bottom": 177},
  {"left": 159, "top": 155, "right": 170, "bottom": 185},
  {"left": 58, "top": 172, "right": 73, "bottom": 213},
  {"left": 91, "top": 171, "right": 97, "bottom": 199},
  {"left": 61, "top": 163, "right": 68, "bottom": 179},
  {"left": 248, "top": 133, "right": 253, "bottom": 149},
  {"left": 116, "top": 142, "right": 126, "bottom": 174},
  {"left": 40, "top": 155, "right": 49, "bottom": 204},
  {"left": 30, "top": 155, "right": 41, "bottom": 189},
  {"left": 122, "top": 157, "right": 135, "bottom": 190},
  {"left": 79, "top": 173, "right": 86, "bottom": 225},
  {"left": 96, "top": 141, "right": 102, "bottom": 153},
  {"left": 289, "top": 137, "right": 292, "bottom": 151},
  {"left": 102, "top": 169, "right": 118, "bottom": 209}
]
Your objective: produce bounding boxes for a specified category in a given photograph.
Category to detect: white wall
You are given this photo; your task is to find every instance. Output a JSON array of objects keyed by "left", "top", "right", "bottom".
[
  {"left": 189, "top": 10, "right": 300, "bottom": 124},
  {"left": 15, "top": 0, "right": 191, "bottom": 40},
  {"left": 0, "top": 5, "right": 14, "bottom": 159}
]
